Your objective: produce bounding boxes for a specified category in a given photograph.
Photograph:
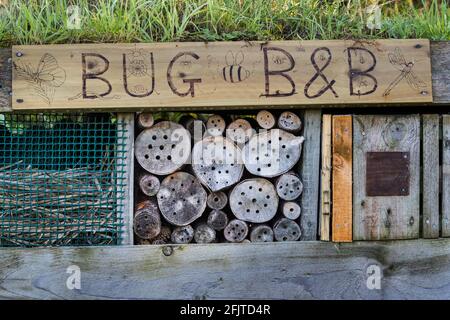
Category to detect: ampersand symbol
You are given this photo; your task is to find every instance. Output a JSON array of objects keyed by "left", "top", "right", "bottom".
[{"left": 304, "top": 47, "right": 338, "bottom": 99}]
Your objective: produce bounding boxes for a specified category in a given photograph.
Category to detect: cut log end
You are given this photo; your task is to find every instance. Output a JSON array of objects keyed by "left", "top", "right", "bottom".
[
  {"left": 282, "top": 201, "right": 301, "bottom": 220},
  {"left": 194, "top": 224, "right": 217, "bottom": 243},
  {"left": 207, "top": 210, "right": 229, "bottom": 231},
  {"left": 226, "top": 118, "right": 254, "bottom": 144},
  {"left": 206, "top": 114, "right": 226, "bottom": 136},
  {"left": 137, "top": 112, "right": 154, "bottom": 129},
  {"left": 224, "top": 219, "right": 249, "bottom": 242},
  {"left": 273, "top": 218, "right": 301, "bottom": 241},
  {"left": 278, "top": 111, "right": 302, "bottom": 133},
  {"left": 151, "top": 225, "right": 172, "bottom": 244},
  {"left": 139, "top": 174, "right": 160, "bottom": 196},
  {"left": 133, "top": 201, "right": 162, "bottom": 240},
  {"left": 250, "top": 224, "right": 274, "bottom": 242},
  {"left": 256, "top": 110, "right": 276, "bottom": 129},
  {"left": 171, "top": 225, "right": 194, "bottom": 244},
  {"left": 207, "top": 191, "right": 228, "bottom": 210},
  {"left": 276, "top": 172, "right": 303, "bottom": 200}
]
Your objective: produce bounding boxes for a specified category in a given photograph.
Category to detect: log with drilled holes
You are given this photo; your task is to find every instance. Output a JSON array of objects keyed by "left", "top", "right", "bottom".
[
  {"left": 227, "top": 118, "right": 254, "bottom": 144},
  {"left": 194, "top": 223, "right": 217, "bottom": 243},
  {"left": 256, "top": 110, "right": 276, "bottom": 129},
  {"left": 157, "top": 172, "right": 207, "bottom": 226},
  {"left": 192, "top": 136, "right": 244, "bottom": 192},
  {"left": 206, "top": 114, "right": 226, "bottom": 137},
  {"left": 207, "top": 210, "right": 229, "bottom": 231},
  {"left": 273, "top": 218, "right": 301, "bottom": 241},
  {"left": 224, "top": 219, "right": 249, "bottom": 243},
  {"left": 250, "top": 224, "right": 274, "bottom": 242},
  {"left": 137, "top": 112, "right": 154, "bottom": 129},
  {"left": 229, "top": 178, "right": 279, "bottom": 223},
  {"left": 171, "top": 225, "right": 195, "bottom": 244},
  {"left": 138, "top": 173, "right": 160, "bottom": 196},
  {"left": 135, "top": 121, "right": 191, "bottom": 175},
  {"left": 276, "top": 172, "right": 303, "bottom": 201},
  {"left": 278, "top": 111, "right": 302, "bottom": 133},
  {"left": 281, "top": 201, "right": 301, "bottom": 220},
  {"left": 133, "top": 200, "right": 162, "bottom": 240},
  {"left": 206, "top": 191, "right": 228, "bottom": 210},
  {"left": 242, "top": 129, "right": 304, "bottom": 178}
]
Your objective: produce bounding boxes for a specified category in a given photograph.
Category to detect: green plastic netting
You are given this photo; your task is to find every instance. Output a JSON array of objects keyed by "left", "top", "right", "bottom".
[{"left": 0, "top": 113, "right": 127, "bottom": 247}]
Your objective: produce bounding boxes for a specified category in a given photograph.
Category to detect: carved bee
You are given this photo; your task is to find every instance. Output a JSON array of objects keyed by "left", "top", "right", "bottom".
[
  {"left": 222, "top": 51, "right": 250, "bottom": 83},
  {"left": 272, "top": 55, "right": 287, "bottom": 65}
]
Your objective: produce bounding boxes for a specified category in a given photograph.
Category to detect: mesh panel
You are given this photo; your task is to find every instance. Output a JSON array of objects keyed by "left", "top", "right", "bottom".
[{"left": 0, "top": 113, "right": 127, "bottom": 247}]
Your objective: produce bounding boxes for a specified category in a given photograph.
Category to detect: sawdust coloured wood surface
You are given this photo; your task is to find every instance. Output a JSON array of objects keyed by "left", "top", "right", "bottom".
[
  {"left": 0, "top": 113, "right": 127, "bottom": 247},
  {"left": 353, "top": 115, "right": 420, "bottom": 240}
]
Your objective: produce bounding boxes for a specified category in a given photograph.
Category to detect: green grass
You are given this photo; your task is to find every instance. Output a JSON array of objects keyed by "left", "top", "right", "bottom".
[{"left": 0, "top": 0, "right": 448, "bottom": 47}]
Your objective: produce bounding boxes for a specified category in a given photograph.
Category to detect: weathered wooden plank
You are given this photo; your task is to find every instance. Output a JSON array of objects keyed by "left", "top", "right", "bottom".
[
  {"left": 422, "top": 114, "right": 440, "bottom": 238},
  {"left": 320, "top": 114, "right": 331, "bottom": 241},
  {"left": 1, "top": 239, "right": 450, "bottom": 299},
  {"left": 0, "top": 48, "right": 11, "bottom": 112},
  {"left": 299, "top": 109, "right": 321, "bottom": 240},
  {"left": 442, "top": 115, "right": 450, "bottom": 237},
  {"left": 117, "top": 113, "right": 134, "bottom": 245},
  {"left": 431, "top": 41, "right": 450, "bottom": 104},
  {"left": 11, "top": 40, "right": 432, "bottom": 111},
  {"left": 353, "top": 115, "right": 420, "bottom": 240},
  {"left": 332, "top": 115, "right": 352, "bottom": 242}
]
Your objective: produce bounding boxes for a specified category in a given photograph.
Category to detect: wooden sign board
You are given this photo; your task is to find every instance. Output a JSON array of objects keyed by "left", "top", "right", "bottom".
[{"left": 12, "top": 40, "right": 432, "bottom": 111}]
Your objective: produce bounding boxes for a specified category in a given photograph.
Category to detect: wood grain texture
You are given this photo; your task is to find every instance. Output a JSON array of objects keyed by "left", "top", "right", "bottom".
[
  {"left": 332, "top": 115, "right": 352, "bottom": 242},
  {"left": 0, "top": 48, "right": 11, "bottom": 112},
  {"left": 442, "top": 115, "right": 450, "bottom": 237},
  {"left": 353, "top": 115, "right": 420, "bottom": 240},
  {"left": 422, "top": 114, "right": 440, "bottom": 238},
  {"left": 1, "top": 239, "right": 450, "bottom": 299},
  {"left": 11, "top": 40, "right": 432, "bottom": 111},
  {"left": 320, "top": 114, "right": 332, "bottom": 241},
  {"left": 300, "top": 109, "right": 321, "bottom": 240},
  {"left": 431, "top": 41, "right": 450, "bottom": 104},
  {"left": 117, "top": 113, "right": 135, "bottom": 245}
]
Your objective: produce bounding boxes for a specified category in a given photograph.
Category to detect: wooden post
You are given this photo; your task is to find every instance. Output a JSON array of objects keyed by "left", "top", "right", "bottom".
[
  {"left": 442, "top": 115, "right": 450, "bottom": 237},
  {"left": 320, "top": 114, "right": 332, "bottom": 241},
  {"left": 422, "top": 114, "right": 440, "bottom": 238},
  {"left": 332, "top": 115, "right": 352, "bottom": 243},
  {"left": 300, "top": 109, "right": 321, "bottom": 241},
  {"left": 117, "top": 113, "right": 134, "bottom": 245}
]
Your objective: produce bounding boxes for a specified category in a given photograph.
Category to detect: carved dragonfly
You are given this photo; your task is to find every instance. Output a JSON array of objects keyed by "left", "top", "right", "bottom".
[{"left": 383, "top": 47, "right": 427, "bottom": 97}]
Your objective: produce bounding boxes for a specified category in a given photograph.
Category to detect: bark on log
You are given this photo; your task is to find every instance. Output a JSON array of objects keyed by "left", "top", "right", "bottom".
[
  {"left": 226, "top": 118, "right": 254, "bottom": 144},
  {"left": 250, "top": 224, "right": 274, "bottom": 242},
  {"left": 133, "top": 200, "right": 162, "bottom": 240},
  {"left": 206, "top": 114, "right": 226, "bottom": 137},
  {"left": 206, "top": 191, "right": 228, "bottom": 210},
  {"left": 207, "top": 210, "right": 229, "bottom": 231},
  {"left": 151, "top": 225, "right": 172, "bottom": 245},
  {"left": 138, "top": 174, "right": 160, "bottom": 196},
  {"left": 273, "top": 218, "right": 301, "bottom": 242},
  {"left": 281, "top": 201, "right": 302, "bottom": 220},
  {"left": 276, "top": 172, "right": 303, "bottom": 200},
  {"left": 278, "top": 111, "right": 302, "bottom": 133},
  {"left": 135, "top": 121, "right": 191, "bottom": 175},
  {"left": 242, "top": 129, "right": 305, "bottom": 178},
  {"left": 192, "top": 136, "right": 244, "bottom": 191},
  {"left": 157, "top": 172, "right": 207, "bottom": 226},
  {"left": 229, "top": 178, "right": 279, "bottom": 223},
  {"left": 171, "top": 225, "right": 194, "bottom": 244},
  {"left": 256, "top": 110, "right": 276, "bottom": 129},
  {"left": 137, "top": 113, "right": 154, "bottom": 129},
  {"left": 194, "top": 224, "right": 216, "bottom": 243},
  {"left": 224, "top": 219, "right": 249, "bottom": 242}
]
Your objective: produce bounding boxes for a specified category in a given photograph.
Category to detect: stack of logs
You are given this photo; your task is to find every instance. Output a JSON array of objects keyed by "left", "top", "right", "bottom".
[{"left": 134, "top": 110, "right": 305, "bottom": 244}]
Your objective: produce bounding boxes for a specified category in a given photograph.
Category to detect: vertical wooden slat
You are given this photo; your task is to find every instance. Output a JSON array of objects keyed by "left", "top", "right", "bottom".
[
  {"left": 320, "top": 114, "right": 332, "bottom": 241},
  {"left": 353, "top": 115, "right": 420, "bottom": 240},
  {"left": 442, "top": 115, "right": 450, "bottom": 237},
  {"left": 332, "top": 115, "right": 352, "bottom": 242},
  {"left": 0, "top": 48, "right": 12, "bottom": 112},
  {"left": 422, "top": 114, "right": 440, "bottom": 238},
  {"left": 300, "top": 109, "right": 321, "bottom": 240},
  {"left": 117, "top": 113, "right": 135, "bottom": 245}
]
